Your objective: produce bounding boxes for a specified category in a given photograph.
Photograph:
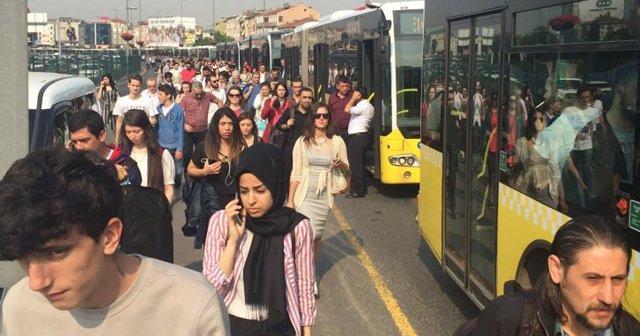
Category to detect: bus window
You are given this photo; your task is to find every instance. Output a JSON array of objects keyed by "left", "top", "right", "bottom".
[
  {"left": 514, "top": 0, "right": 638, "bottom": 46},
  {"left": 420, "top": 25, "right": 445, "bottom": 149},
  {"left": 507, "top": 50, "right": 638, "bottom": 221},
  {"left": 395, "top": 10, "right": 422, "bottom": 139}
]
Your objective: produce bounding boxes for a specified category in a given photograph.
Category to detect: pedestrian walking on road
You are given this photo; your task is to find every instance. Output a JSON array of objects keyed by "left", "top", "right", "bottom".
[
  {"left": 187, "top": 108, "right": 244, "bottom": 249},
  {"left": 120, "top": 109, "right": 175, "bottom": 204},
  {"left": 203, "top": 142, "right": 316, "bottom": 336},
  {"left": 0, "top": 148, "right": 231, "bottom": 336},
  {"left": 287, "top": 102, "right": 350, "bottom": 296},
  {"left": 96, "top": 73, "right": 118, "bottom": 130}
]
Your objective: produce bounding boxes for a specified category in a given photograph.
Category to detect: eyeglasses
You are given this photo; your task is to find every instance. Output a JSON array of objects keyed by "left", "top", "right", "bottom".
[
  {"left": 314, "top": 113, "right": 329, "bottom": 120},
  {"left": 228, "top": 93, "right": 241, "bottom": 98}
]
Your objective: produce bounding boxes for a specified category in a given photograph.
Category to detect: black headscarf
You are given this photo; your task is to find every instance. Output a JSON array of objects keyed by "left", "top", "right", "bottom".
[{"left": 233, "top": 143, "right": 307, "bottom": 324}]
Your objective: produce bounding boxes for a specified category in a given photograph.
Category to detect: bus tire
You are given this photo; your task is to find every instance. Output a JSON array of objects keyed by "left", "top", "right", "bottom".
[{"left": 515, "top": 240, "right": 551, "bottom": 289}]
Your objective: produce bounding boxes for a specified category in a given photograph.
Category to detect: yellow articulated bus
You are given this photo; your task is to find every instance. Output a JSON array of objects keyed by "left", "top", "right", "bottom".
[
  {"left": 281, "top": 1, "right": 424, "bottom": 184},
  {"left": 417, "top": 0, "right": 640, "bottom": 317}
]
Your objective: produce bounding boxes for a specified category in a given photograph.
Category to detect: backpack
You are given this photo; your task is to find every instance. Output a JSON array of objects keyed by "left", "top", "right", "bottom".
[{"left": 119, "top": 185, "right": 174, "bottom": 263}]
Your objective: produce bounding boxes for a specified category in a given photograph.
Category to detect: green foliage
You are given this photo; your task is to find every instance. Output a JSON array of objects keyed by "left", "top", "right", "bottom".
[
  {"left": 214, "top": 31, "right": 235, "bottom": 43},
  {"left": 193, "top": 37, "right": 215, "bottom": 46}
]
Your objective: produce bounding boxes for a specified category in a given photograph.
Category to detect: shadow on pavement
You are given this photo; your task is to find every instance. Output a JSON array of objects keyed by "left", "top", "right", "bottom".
[{"left": 316, "top": 231, "right": 357, "bottom": 282}]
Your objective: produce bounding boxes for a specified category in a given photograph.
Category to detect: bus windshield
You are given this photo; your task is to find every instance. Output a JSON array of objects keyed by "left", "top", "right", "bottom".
[{"left": 394, "top": 11, "right": 422, "bottom": 139}]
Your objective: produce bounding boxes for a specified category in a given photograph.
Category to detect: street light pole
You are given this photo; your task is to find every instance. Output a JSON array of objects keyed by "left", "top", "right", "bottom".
[{"left": 138, "top": 0, "right": 142, "bottom": 43}]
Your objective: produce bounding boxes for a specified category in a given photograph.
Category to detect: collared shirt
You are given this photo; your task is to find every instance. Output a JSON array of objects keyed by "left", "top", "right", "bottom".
[
  {"left": 203, "top": 211, "right": 316, "bottom": 336},
  {"left": 180, "top": 92, "right": 217, "bottom": 132},
  {"left": 328, "top": 91, "right": 353, "bottom": 129},
  {"left": 554, "top": 318, "right": 614, "bottom": 336},
  {"left": 348, "top": 99, "right": 374, "bottom": 134}
]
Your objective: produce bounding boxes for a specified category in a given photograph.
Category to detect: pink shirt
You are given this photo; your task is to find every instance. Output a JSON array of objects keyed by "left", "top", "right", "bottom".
[{"left": 202, "top": 210, "right": 316, "bottom": 335}]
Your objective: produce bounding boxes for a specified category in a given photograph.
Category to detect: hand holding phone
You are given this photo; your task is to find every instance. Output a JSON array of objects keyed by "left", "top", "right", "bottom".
[{"left": 225, "top": 196, "right": 246, "bottom": 243}]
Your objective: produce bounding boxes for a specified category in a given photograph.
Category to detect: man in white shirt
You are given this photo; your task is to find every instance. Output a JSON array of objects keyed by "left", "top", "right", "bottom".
[
  {"left": 140, "top": 77, "right": 160, "bottom": 110},
  {"left": 0, "top": 149, "right": 231, "bottom": 336},
  {"left": 207, "top": 73, "right": 227, "bottom": 104},
  {"left": 344, "top": 86, "right": 375, "bottom": 198},
  {"left": 113, "top": 74, "right": 157, "bottom": 145}
]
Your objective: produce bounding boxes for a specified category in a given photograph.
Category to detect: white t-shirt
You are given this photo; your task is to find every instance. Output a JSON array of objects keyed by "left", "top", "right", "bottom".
[
  {"left": 2, "top": 257, "right": 230, "bottom": 335},
  {"left": 210, "top": 88, "right": 227, "bottom": 105},
  {"left": 112, "top": 95, "right": 157, "bottom": 119},
  {"left": 348, "top": 99, "right": 374, "bottom": 134},
  {"left": 563, "top": 105, "right": 599, "bottom": 151},
  {"left": 130, "top": 147, "right": 175, "bottom": 187},
  {"left": 141, "top": 89, "right": 160, "bottom": 111}
]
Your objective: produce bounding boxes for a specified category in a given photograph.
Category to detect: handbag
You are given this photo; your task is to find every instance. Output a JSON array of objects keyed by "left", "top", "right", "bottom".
[
  {"left": 329, "top": 136, "right": 348, "bottom": 194},
  {"left": 268, "top": 124, "right": 287, "bottom": 150},
  {"left": 330, "top": 168, "right": 348, "bottom": 194}
]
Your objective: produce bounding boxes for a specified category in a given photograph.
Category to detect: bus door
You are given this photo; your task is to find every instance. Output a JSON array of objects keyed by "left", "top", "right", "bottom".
[
  {"left": 360, "top": 39, "right": 379, "bottom": 175},
  {"left": 443, "top": 13, "right": 502, "bottom": 307}
]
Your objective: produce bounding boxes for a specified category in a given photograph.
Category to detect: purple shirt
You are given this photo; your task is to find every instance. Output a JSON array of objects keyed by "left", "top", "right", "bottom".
[{"left": 328, "top": 91, "right": 353, "bottom": 129}]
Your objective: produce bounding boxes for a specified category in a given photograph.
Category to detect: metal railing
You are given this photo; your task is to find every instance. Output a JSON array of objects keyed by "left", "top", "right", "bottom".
[{"left": 28, "top": 47, "right": 142, "bottom": 85}]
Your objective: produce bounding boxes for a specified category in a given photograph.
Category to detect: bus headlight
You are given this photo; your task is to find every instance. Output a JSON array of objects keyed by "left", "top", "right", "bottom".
[{"left": 388, "top": 154, "right": 419, "bottom": 167}]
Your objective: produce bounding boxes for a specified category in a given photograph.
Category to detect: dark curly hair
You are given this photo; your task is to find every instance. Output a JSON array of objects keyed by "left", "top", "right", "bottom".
[{"left": 0, "top": 148, "right": 122, "bottom": 260}]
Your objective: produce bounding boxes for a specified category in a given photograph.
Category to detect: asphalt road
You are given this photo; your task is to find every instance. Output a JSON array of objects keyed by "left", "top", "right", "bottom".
[{"left": 170, "top": 180, "right": 479, "bottom": 335}]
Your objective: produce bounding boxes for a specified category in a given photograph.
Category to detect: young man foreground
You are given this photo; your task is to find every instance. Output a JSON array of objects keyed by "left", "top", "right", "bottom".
[{"left": 0, "top": 149, "right": 230, "bottom": 335}]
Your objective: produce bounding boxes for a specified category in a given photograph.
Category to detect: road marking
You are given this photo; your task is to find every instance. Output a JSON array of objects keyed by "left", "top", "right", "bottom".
[{"left": 331, "top": 206, "right": 417, "bottom": 336}]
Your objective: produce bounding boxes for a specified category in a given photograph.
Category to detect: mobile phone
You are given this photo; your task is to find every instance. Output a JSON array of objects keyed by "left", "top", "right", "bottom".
[
  {"left": 201, "top": 158, "right": 218, "bottom": 164},
  {"left": 233, "top": 193, "right": 243, "bottom": 225}
]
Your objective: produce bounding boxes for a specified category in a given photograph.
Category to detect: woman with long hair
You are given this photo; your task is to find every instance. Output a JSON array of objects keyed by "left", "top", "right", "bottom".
[
  {"left": 286, "top": 102, "right": 349, "bottom": 296},
  {"left": 225, "top": 85, "right": 250, "bottom": 117},
  {"left": 97, "top": 73, "right": 118, "bottom": 130},
  {"left": 176, "top": 81, "right": 192, "bottom": 104},
  {"left": 119, "top": 109, "right": 175, "bottom": 203},
  {"left": 238, "top": 112, "right": 260, "bottom": 147},
  {"left": 261, "top": 82, "right": 292, "bottom": 142},
  {"left": 187, "top": 107, "right": 245, "bottom": 248},
  {"left": 203, "top": 142, "right": 316, "bottom": 336}
]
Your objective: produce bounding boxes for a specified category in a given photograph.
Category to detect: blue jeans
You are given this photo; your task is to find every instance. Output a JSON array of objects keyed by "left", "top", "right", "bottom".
[{"left": 166, "top": 148, "right": 183, "bottom": 188}]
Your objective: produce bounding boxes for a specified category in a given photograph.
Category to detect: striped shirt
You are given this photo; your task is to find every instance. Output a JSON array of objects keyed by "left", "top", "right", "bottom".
[{"left": 203, "top": 210, "right": 317, "bottom": 336}]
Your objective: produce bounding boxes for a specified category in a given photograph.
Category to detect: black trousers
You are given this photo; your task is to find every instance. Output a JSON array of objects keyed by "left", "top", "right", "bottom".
[
  {"left": 348, "top": 132, "right": 369, "bottom": 195},
  {"left": 183, "top": 130, "right": 207, "bottom": 170},
  {"left": 229, "top": 314, "right": 295, "bottom": 336},
  {"left": 336, "top": 127, "right": 349, "bottom": 147}
]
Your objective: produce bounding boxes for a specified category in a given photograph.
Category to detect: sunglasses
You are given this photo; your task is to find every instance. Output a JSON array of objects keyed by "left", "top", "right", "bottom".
[
  {"left": 314, "top": 113, "right": 329, "bottom": 120},
  {"left": 228, "top": 93, "right": 241, "bottom": 98},
  {"left": 210, "top": 80, "right": 219, "bottom": 83}
]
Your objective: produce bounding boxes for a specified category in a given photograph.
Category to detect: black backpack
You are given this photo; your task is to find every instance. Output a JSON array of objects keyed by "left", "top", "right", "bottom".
[{"left": 119, "top": 185, "right": 174, "bottom": 263}]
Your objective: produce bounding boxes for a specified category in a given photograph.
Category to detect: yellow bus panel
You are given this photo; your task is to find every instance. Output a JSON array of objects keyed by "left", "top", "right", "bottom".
[
  {"left": 379, "top": 130, "right": 420, "bottom": 184},
  {"left": 418, "top": 145, "right": 443, "bottom": 262},
  {"left": 497, "top": 184, "right": 640, "bottom": 318}
]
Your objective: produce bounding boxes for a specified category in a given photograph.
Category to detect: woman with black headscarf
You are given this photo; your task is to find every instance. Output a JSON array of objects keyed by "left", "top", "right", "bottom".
[{"left": 203, "top": 143, "right": 316, "bottom": 336}]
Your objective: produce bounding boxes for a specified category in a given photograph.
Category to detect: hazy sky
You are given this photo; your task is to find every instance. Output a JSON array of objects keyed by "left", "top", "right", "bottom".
[{"left": 28, "top": 1, "right": 406, "bottom": 27}]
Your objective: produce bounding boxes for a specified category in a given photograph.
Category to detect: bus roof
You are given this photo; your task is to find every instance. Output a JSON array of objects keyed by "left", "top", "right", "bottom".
[{"left": 28, "top": 72, "right": 95, "bottom": 110}]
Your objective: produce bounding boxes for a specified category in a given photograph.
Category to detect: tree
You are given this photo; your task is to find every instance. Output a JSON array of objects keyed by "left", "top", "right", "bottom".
[
  {"left": 193, "top": 37, "right": 215, "bottom": 46},
  {"left": 214, "top": 31, "right": 234, "bottom": 43}
]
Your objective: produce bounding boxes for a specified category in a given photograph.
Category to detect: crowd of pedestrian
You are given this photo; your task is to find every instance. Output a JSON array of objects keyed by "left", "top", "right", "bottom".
[{"left": 1, "top": 55, "right": 637, "bottom": 336}]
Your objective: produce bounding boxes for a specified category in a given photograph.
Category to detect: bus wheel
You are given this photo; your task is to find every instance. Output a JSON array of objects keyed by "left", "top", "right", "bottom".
[{"left": 515, "top": 243, "right": 550, "bottom": 289}]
